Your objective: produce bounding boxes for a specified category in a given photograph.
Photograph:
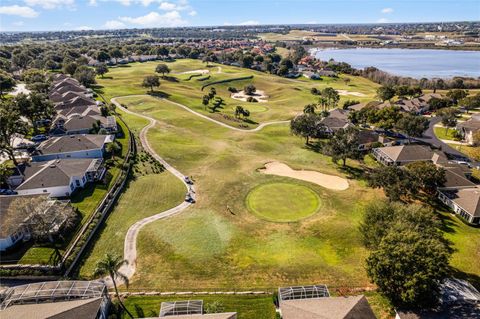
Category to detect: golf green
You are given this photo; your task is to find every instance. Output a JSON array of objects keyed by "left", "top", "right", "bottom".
[{"left": 246, "top": 182, "right": 321, "bottom": 222}]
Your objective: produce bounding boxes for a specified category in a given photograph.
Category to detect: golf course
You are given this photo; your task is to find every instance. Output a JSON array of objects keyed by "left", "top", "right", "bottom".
[{"left": 78, "top": 59, "right": 480, "bottom": 295}]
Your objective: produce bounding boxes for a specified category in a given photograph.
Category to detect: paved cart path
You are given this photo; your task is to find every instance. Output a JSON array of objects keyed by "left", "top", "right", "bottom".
[{"left": 104, "top": 95, "right": 288, "bottom": 287}]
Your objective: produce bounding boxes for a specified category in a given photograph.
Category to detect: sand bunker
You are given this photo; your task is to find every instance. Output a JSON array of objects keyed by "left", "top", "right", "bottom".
[
  {"left": 180, "top": 69, "right": 210, "bottom": 75},
  {"left": 259, "top": 162, "right": 349, "bottom": 191},
  {"left": 231, "top": 90, "right": 269, "bottom": 103},
  {"left": 336, "top": 90, "right": 366, "bottom": 97}
]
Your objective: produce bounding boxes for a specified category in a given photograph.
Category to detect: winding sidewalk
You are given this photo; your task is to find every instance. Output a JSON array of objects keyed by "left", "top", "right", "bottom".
[{"left": 105, "top": 95, "right": 288, "bottom": 287}]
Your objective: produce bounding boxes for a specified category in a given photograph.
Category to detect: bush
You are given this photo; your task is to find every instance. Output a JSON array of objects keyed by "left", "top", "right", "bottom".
[
  {"left": 228, "top": 86, "right": 238, "bottom": 93},
  {"left": 246, "top": 97, "right": 257, "bottom": 103},
  {"left": 201, "top": 75, "right": 254, "bottom": 90},
  {"left": 244, "top": 84, "right": 256, "bottom": 95}
]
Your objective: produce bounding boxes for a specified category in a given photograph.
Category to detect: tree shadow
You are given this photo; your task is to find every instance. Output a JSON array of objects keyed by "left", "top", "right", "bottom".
[
  {"left": 451, "top": 269, "right": 480, "bottom": 290},
  {"left": 243, "top": 118, "right": 258, "bottom": 125},
  {"left": 134, "top": 304, "right": 145, "bottom": 318},
  {"left": 161, "top": 75, "right": 179, "bottom": 82},
  {"left": 148, "top": 91, "right": 171, "bottom": 99},
  {"left": 99, "top": 76, "right": 113, "bottom": 80},
  {"left": 338, "top": 164, "right": 367, "bottom": 180}
]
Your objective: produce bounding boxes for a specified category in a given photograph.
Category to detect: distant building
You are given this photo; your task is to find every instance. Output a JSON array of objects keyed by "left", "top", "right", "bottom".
[{"left": 457, "top": 118, "right": 480, "bottom": 146}]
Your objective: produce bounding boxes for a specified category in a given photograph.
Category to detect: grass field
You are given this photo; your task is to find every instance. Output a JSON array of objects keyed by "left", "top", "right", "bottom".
[
  {"left": 433, "top": 126, "right": 458, "bottom": 141},
  {"left": 122, "top": 295, "right": 276, "bottom": 319},
  {"left": 82, "top": 60, "right": 480, "bottom": 298},
  {"left": 96, "top": 59, "right": 378, "bottom": 128},
  {"left": 246, "top": 182, "right": 321, "bottom": 222}
]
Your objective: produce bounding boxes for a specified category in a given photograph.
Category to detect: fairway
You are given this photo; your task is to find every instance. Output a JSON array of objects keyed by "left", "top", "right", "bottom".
[{"left": 246, "top": 182, "right": 321, "bottom": 222}]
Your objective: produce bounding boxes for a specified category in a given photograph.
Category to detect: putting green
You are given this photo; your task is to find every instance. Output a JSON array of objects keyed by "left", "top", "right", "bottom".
[{"left": 246, "top": 182, "right": 321, "bottom": 222}]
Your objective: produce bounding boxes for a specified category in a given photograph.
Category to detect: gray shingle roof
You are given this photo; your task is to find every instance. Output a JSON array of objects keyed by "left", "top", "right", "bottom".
[{"left": 36, "top": 134, "right": 109, "bottom": 155}]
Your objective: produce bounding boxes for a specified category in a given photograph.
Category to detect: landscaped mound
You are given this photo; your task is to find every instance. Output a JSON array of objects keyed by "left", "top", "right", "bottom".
[
  {"left": 259, "top": 162, "right": 349, "bottom": 191},
  {"left": 246, "top": 182, "right": 321, "bottom": 222}
]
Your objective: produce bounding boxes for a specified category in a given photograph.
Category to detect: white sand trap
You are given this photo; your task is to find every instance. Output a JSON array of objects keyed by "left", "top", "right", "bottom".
[
  {"left": 336, "top": 90, "right": 366, "bottom": 97},
  {"left": 180, "top": 69, "right": 210, "bottom": 75},
  {"left": 259, "top": 161, "right": 349, "bottom": 191},
  {"left": 231, "top": 90, "right": 269, "bottom": 103}
]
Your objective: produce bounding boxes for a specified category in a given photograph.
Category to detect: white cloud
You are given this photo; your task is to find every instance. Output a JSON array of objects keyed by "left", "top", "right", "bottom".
[
  {"left": 104, "top": 20, "right": 126, "bottom": 29},
  {"left": 188, "top": 10, "right": 196, "bottom": 16},
  {"left": 119, "top": 10, "right": 186, "bottom": 27},
  {"left": 377, "top": 18, "right": 389, "bottom": 23},
  {"left": 0, "top": 5, "right": 38, "bottom": 18},
  {"left": 381, "top": 8, "right": 393, "bottom": 14},
  {"left": 24, "top": 0, "right": 75, "bottom": 9},
  {"left": 306, "top": 20, "right": 318, "bottom": 24},
  {"left": 76, "top": 25, "right": 93, "bottom": 30},
  {"left": 13, "top": 21, "right": 25, "bottom": 26},
  {"left": 239, "top": 20, "right": 260, "bottom": 26},
  {"left": 89, "top": 0, "right": 98, "bottom": 6},
  {"left": 159, "top": 2, "right": 176, "bottom": 10}
]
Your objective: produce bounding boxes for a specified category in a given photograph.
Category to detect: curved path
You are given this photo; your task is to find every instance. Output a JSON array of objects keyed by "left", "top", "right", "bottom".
[
  {"left": 105, "top": 95, "right": 288, "bottom": 287},
  {"left": 112, "top": 95, "right": 290, "bottom": 132}
]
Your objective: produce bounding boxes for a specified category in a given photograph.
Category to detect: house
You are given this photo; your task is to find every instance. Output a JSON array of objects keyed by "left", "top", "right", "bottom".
[
  {"left": 303, "top": 71, "right": 321, "bottom": 80},
  {"left": 438, "top": 187, "right": 480, "bottom": 225},
  {"left": 0, "top": 280, "right": 110, "bottom": 319},
  {"left": 278, "top": 285, "right": 376, "bottom": 319},
  {"left": 0, "top": 195, "right": 73, "bottom": 251},
  {"left": 357, "top": 130, "right": 395, "bottom": 151},
  {"left": 54, "top": 95, "right": 98, "bottom": 111},
  {"left": 317, "top": 70, "right": 338, "bottom": 77},
  {"left": 50, "top": 114, "right": 117, "bottom": 135},
  {"left": 438, "top": 166, "right": 476, "bottom": 190},
  {"left": 159, "top": 300, "right": 236, "bottom": 318},
  {"left": 319, "top": 109, "right": 352, "bottom": 134},
  {"left": 372, "top": 145, "right": 440, "bottom": 166},
  {"left": 328, "top": 108, "right": 350, "bottom": 121},
  {"left": 49, "top": 91, "right": 89, "bottom": 103},
  {"left": 12, "top": 158, "right": 105, "bottom": 198},
  {"left": 457, "top": 118, "right": 480, "bottom": 145},
  {"left": 394, "top": 93, "right": 442, "bottom": 114},
  {"left": 32, "top": 134, "right": 113, "bottom": 162}
]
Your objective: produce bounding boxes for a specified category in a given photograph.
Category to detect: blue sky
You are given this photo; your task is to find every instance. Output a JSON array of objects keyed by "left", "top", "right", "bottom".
[{"left": 0, "top": 0, "right": 478, "bottom": 31}]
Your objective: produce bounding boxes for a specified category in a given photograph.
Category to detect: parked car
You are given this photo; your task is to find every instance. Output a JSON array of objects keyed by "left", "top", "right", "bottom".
[
  {"left": 31, "top": 134, "right": 48, "bottom": 142},
  {"left": 185, "top": 193, "right": 195, "bottom": 203},
  {"left": 184, "top": 176, "right": 193, "bottom": 185}
]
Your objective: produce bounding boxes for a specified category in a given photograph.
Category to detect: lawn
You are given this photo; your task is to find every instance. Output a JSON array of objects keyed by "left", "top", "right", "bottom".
[
  {"left": 433, "top": 126, "right": 458, "bottom": 141},
  {"left": 84, "top": 60, "right": 480, "bottom": 296},
  {"left": 100, "top": 95, "right": 381, "bottom": 290},
  {"left": 96, "top": 59, "right": 378, "bottom": 128},
  {"left": 122, "top": 295, "right": 276, "bottom": 319}
]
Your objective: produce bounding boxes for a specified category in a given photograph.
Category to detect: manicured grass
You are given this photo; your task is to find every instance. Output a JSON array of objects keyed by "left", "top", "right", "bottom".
[
  {"left": 122, "top": 295, "right": 276, "bottom": 319},
  {"left": 108, "top": 95, "right": 380, "bottom": 290},
  {"left": 434, "top": 126, "right": 458, "bottom": 141},
  {"left": 78, "top": 171, "right": 186, "bottom": 277},
  {"left": 96, "top": 59, "right": 378, "bottom": 128},
  {"left": 246, "top": 182, "right": 321, "bottom": 222},
  {"left": 18, "top": 247, "right": 59, "bottom": 265},
  {"left": 447, "top": 143, "right": 479, "bottom": 160}
]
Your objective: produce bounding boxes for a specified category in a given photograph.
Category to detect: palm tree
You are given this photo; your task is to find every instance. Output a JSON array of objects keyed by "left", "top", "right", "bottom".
[
  {"left": 317, "top": 97, "right": 328, "bottom": 112},
  {"left": 106, "top": 141, "right": 121, "bottom": 160},
  {"left": 303, "top": 104, "right": 317, "bottom": 114},
  {"left": 94, "top": 253, "right": 133, "bottom": 318}
]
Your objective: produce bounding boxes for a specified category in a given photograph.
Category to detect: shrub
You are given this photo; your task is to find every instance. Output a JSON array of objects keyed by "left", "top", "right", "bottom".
[
  {"left": 228, "top": 86, "right": 238, "bottom": 93},
  {"left": 246, "top": 96, "right": 257, "bottom": 103}
]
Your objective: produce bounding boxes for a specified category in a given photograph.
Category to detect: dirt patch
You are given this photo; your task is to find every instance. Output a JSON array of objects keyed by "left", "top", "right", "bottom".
[
  {"left": 180, "top": 69, "right": 210, "bottom": 75},
  {"left": 259, "top": 161, "right": 349, "bottom": 191},
  {"left": 336, "top": 90, "right": 366, "bottom": 97},
  {"left": 231, "top": 90, "right": 269, "bottom": 103}
]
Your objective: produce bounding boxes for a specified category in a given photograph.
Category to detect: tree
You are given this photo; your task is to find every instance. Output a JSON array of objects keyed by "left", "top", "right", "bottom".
[
  {"left": 142, "top": 75, "right": 160, "bottom": 92},
  {"left": 290, "top": 113, "right": 325, "bottom": 144},
  {"left": 303, "top": 104, "right": 317, "bottom": 114},
  {"left": 95, "top": 64, "right": 109, "bottom": 78},
  {"left": 106, "top": 141, "right": 121, "bottom": 160},
  {"left": 395, "top": 114, "right": 428, "bottom": 139},
  {"left": 241, "top": 55, "right": 254, "bottom": 68},
  {"left": 0, "top": 102, "right": 29, "bottom": 166},
  {"left": 428, "top": 97, "right": 451, "bottom": 111},
  {"left": 74, "top": 65, "right": 96, "bottom": 87},
  {"left": 63, "top": 61, "right": 78, "bottom": 76},
  {"left": 244, "top": 84, "right": 256, "bottom": 96},
  {"left": 459, "top": 93, "right": 480, "bottom": 113},
  {"left": 15, "top": 93, "right": 54, "bottom": 134},
  {"left": 94, "top": 253, "right": 133, "bottom": 319},
  {"left": 109, "top": 48, "right": 123, "bottom": 64},
  {"left": 342, "top": 99, "right": 360, "bottom": 110},
  {"left": 202, "top": 95, "right": 210, "bottom": 110},
  {"left": 368, "top": 165, "right": 413, "bottom": 201},
  {"left": 0, "top": 70, "right": 15, "bottom": 98},
  {"left": 96, "top": 50, "right": 111, "bottom": 62},
  {"left": 446, "top": 89, "right": 468, "bottom": 105},
  {"left": 155, "top": 63, "right": 171, "bottom": 77},
  {"left": 437, "top": 107, "right": 457, "bottom": 134},
  {"left": 405, "top": 161, "right": 446, "bottom": 196},
  {"left": 376, "top": 85, "right": 396, "bottom": 101},
  {"left": 234, "top": 105, "right": 244, "bottom": 119},
  {"left": 323, "top": 127, "right": 360, "bottom": 166},
  {"left": 361, "top": 201, "right": 452, "bottom": 307},
  {"left": 319, "top": 87, "right": 340, "bottom": 110}
]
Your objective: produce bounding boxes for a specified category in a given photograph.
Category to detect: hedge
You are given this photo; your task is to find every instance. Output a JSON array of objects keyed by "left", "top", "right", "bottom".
[
  {"left": 185, "top": 73, "right": 203, "bottom": 81},
  {"left": 201, "top": 75, "right": 254, "bottom": 91}
]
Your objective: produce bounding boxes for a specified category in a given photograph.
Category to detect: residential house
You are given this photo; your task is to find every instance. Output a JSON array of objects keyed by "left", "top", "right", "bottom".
[
  {"left": 319, "top": 109, "right": 352, "bottom": 134},
  {"left": 54, "top": 95, "right": 98, "bottom": 111},
  {"left": 278, "top": 285, "right": 376, "bottom": 319},
  {"left": 0, "top": 280, "right": 110, "bottom": 319},
  {"left": 372, "top": 145, "right": 440, "bottom": 166},
  {"left": 357, "top": 130, "right": 395, "bottom": 151},
  {"left": 303, "top": 71, "right": 321, "bottom": 80},
  {"left": 51, "top": 113, "right": 117, "bottom": 135},
  {"left": 457, "top": 118, "right": 480, "bottom": 145},
  {"left": 394, "top": 93, "right": 442, "bottom": 114},
  {"left": 317, "top": 69, "right": 338, "bottom": 77},
  {"left": 49, "top": 91, "right": 89, "bottom": 103},
  {"left": 438, "top": 187, "right": 480, "bottom": 225},
  {"left": 0, "top": 195, "right": 73, "bottom": 251},
  {"left": 11, "top": 158, "right": 105, "bottom": 198},
  {"left": 32, "top": 134, "right": 113, "bottom": 162}
]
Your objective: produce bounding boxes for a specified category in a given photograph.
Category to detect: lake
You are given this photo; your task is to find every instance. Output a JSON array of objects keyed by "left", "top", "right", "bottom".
[{"left": 311, "top": 48, "right": 480, "bottom": 79}]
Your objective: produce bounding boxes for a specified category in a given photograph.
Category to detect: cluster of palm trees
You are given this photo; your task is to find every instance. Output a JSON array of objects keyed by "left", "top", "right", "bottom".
[{"left": 309, "top": 87, "right": 340, "bottom": 112}]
